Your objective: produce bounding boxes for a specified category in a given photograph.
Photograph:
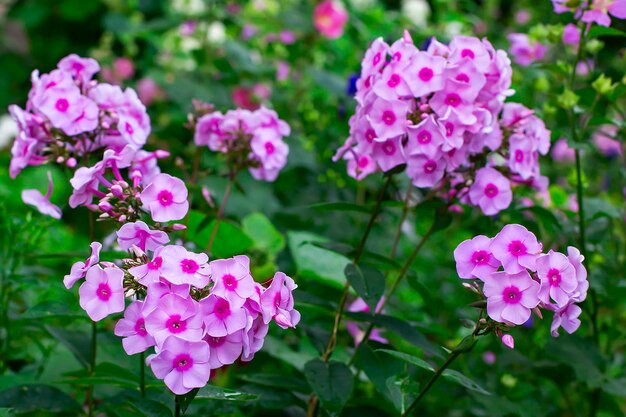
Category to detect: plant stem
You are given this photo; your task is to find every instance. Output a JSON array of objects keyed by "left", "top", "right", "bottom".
[
  {"left": 205, "top": 171, "right": 236, "bottom": 254},
  {"left": 87, "top": 320, "right": 97, "bottom": 417},
  {"left": 140, "top": 351, "right": 146, "bottom": 398},
  {"left": 307, "top": 175, "right": 393, "bottom": 417},
  {"left": 174, "top": 396, "right": 181, "bottom": 417}
]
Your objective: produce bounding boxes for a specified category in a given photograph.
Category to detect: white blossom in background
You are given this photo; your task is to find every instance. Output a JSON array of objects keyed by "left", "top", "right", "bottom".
[
  {"left": 206, "top": 22, "right": 226, "bottom": 44},
  {"left": 402, "top": 0, "right": 431, "bottom": 28},
  {"left": 0, "top": 114, "right": 17, "bottom": 149}
]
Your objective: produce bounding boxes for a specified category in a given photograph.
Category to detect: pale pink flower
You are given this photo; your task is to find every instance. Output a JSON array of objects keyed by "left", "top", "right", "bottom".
[
  {"left": 78, "top": 265, "right": 125, "bottom": 321},
  {"left": 484, "top": 270, "right": 540, "bottom": 325},
  {"left": 140, "top": 173, "right": 189, "bottom": 223},
  {"left": 114, "top": 300, "right": 155, "bottom": 355},
  {"left": 468, "top": 167, "right": 513, "bottom": 216},
  {"left": 22, "top": 171, "right": 62, "bottom": 219},
  {"left": 145, "top": 293, "right": 204, "bottom": 346},
  {"left": 536, "top": 250, "right": 578, "bottom": 307},
  {"left": 490, "top": 224, "right": 542, "bottom": 273},
  {"left": 209, "top": 256, "right": 256, "bottom": 308},
  {"left": 64, "top": 242, "right": 102, "bottom": 289},
  {"left": 160, "top": 245, "right": 210, "bottom": 288},
  {"left": 454, "top": 235, "right": 501, "bottom": 280},
  {"left": 116, "top": 221, "right": 170, "bottom": 252},
  {"left": 201, "top": 295, "right": 248, "bottom": 337},
  {"left": 205, "top": 331, "right": 244, "bottom": 369}
]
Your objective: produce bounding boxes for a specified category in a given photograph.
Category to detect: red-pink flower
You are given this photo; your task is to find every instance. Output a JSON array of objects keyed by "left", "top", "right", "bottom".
[{"left": 313, "top": 0, "right": 348, "bottom": 39}]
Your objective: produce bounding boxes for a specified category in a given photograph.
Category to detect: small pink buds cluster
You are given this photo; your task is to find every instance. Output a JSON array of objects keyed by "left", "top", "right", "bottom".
[
  {"left": 334, "top": 32, "right": 552, "bottom": 216},
  {"left": 454, "top": 224, "right": 588, "bottom": 348},
  {"left": 193, "top": 104, "right": 291, "bottom": 182},
  {"left": 65, "top": 240, "right": 299, "bottom": 395}
]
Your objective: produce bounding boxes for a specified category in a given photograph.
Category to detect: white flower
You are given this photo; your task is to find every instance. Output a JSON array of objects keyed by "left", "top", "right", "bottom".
[
  {"left": 206, "top": 22, "right": 226, "bottom": 44},
  {"left": 0, "top": 114, "right": 17, "bottom": 149},
  {"left": 402, "top": 0, "right": 431, "bottom": 28}
]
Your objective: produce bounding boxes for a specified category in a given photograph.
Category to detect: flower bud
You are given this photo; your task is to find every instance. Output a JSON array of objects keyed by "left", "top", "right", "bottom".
[
  {"left": 557, "top": 89, "right": 579, "bottom": 109},
  {"left": 591, "top": 74, "right": 616, "bottom": 95},
  {"left": 501, "top": 334, "right": 515, "bottom": 349},
  {"left": 172, "top": 223, "right": 187, "bottom": 231},
  {"left": 56, "top": 156, "right": 65, "bottom": 164},
  {"left": 110, "top": 184, "right": 124, "bottom": 198},
  {"left": 66, "top": 157, "right": 77, "bottom": 168}
]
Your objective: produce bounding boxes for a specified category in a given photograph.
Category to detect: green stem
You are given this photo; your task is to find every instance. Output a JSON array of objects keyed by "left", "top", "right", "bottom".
[
  {"left": 205, "top": 171, "right": 236, "bottom": 254},
  {"left": 174, "top": 396, "right": 181, "bottom": 417},
  {"left": 87, "top": 320, "right": 97, "bottom": 417},
  {"left": 140, "top": 351, "right": 146, "bottom": 398}
]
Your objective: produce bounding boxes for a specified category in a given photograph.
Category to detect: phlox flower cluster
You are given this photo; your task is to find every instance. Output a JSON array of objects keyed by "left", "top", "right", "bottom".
[
  {"left": 65, "top": 239, "right": 300, "bottom": 395},
  {"left": 507, "top": 34, "right": 548, "bottom": 67},
  {"left": 552, "top": 0, "right": 626, "bottom": 27},
  {"left": 454, "top": 224, "right": 588, "bottom": 347},
  {"left": 193, "top": 104, "right": 291, "bottom": 182},
  {"left": 334, "top": 32, "right": 551, "bottom": 216}
]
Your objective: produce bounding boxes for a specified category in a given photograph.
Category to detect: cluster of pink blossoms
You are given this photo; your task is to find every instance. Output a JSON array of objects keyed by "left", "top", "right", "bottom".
[
  {"left": 194, "top": 106, "right": 290, "bottom": 182},
  {"left": 454, "top": 224, "right": 588, "bottom": 348},
  {"left": 334, "top": 33, "right": 551, "bottom": 216},
  {"left": 552, "top": 0, "right": 626, "bottom": 26}
]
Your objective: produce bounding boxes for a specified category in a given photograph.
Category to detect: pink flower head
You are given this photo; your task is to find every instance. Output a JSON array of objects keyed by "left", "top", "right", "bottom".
[
  {"left": 562, "top": 24, "right": 581, "bottom": 46},
  {"left": 140, "top": 174, "right": 189, "bottom": 223},
  {"left": 149, "top": 335, "right": 211, "bottom": 395},
  {"left": 78, "top": 265, "right": 125, "bottom": 321},
  {"left": 346, "top": 148, "right": 378, "bottom": 180},
  {"left": 142, "top": 281, "right": 192, "bottom": 315},
  {"left": 367, "top": 97, "right": 410, "bottom": 141},
  {"left": 241, "top": 315, "right": 269, "bottom": 362},
  {"left": 567, "top": 246, "right": 588, "bottom": 302},
  {"left": 205, "top": 331, "right": 244, "bottom": 369},
  {"left": 201, "top": 295, "right": 248, "bottom": 337},
  {"left": 64, "top": 242, "right": 102, "bottom": 289},
  {"left": 468, "top": 167, "right": 513, "bottom": 216},
  {"left": 508, "top": 135, "right": 537, "bottom": 180},
  {"left": 346, "top": 297, "right": 387, "bottom": 345},
  {"left": 129, "top": 246, "right": 165, "bottom": 285},
  {"left": 500, "top": 334, "right": 515, "bottom": 349},
  {"left": 402, "top": 51, "right": 447, "bottom": 98},
  {"left": 114, "top": 300, "right": 156, "bottom": 355},
  {"left": 536, "top": 250, "right": 578, "bottom": 307},
  {"left": 360, "top": 37, "right": 389, "bottom": 81},
  {"left": 259, "top": 272, "right": 300, "bottom": 329},
  {"left": 507, "top": 34, "right": 547, "bottom": 67},
  {"left": 449, "top": 36, "right": 491, "bottom": 71},
  {"left": 160, "top": 245, "right": 210, "bottom": 288},
  {"left": 57, "top": 54, "right": 100, "bottom": 84},
  {"left": 550, "top": 302, "right": 582, "bottom": 337},
  {"left": 490, "top": 224, "right": 542, "bottom": 273},
  {"left": 22, "top": 171, "right": 62, "bottom": 219},
  {"left": 313, "top": 0, "right": 348, "bottom": 39},
  {"left": 582, "top": 0, "right": 626, "bottom": 27},
  {"left": 372, "top": 63, "right": 412, "bottom": 101},
  {"left": 551, "top": 138, "right": 576, "bottom": 162},
  {"left": 406, "top": 152, "right": 445, "bottom": 188},
  {"left": 117, "top": 221, "right": 170, "bottom": 252},
  {"left": 137, "top": 77, "right": 164, "bottom": 106},
  {"left": 145, "top": 293, "right": 204, "bottom": 346},
  {"left": 209, "top": 256, "right": 256, "bottom": 308},
  {"left": 454, "top": 235, "right": 501, "bottom": 280},
  {"left": 371, "top": 137, "right": 406, "bottom": 173},
  {"left": 406, "top": 115, "right": 445, "bottom": 156},
  {"left": 483, "top": 270, "right": 540, "bottom": 325}
]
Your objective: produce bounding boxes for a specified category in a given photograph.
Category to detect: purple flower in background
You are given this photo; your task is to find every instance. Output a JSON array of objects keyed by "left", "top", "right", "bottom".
[
  {"left": 507, "top": 33, "right": 547, "bottom": 66},
  {"left": 582, "top": 0, "right": 626, "bottom": 26},
  {"left": 78, "top": 265, "right": 125, "bottom": 321},
  {"left": 468, "top": 167, "right": 513, "bottom": 216},
  {"left": 562, "top": 24, "right": 581, "bottom": 46},
  {"left": 21, "top": 171, "right": 62, "bottom": 219}
]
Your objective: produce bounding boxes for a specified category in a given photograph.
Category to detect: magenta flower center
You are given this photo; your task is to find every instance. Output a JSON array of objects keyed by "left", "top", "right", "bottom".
[
  {"left": 180, "top": 259, "right": 199, "bottom": 274},
  {"left": 71, "top": 62, "right": 85, "bottom": 72},
  {"left": 206, "top": 336, "right": 226, "bottom": 348},
  {"left": 471, "top": 250, "right": 490, "bottom": 265},
  {"left": 148, "top": 256, "right": 163, "bottom": 270},
  {"left": 508, "top": 240, "right": 527, "bottom": 256},
  {"left": 392, "top": 52, "right": 402, "bottom": 61},
  {"left": 265, "top": 141, "right": 275, "bottom": 155},
  {"left": 172, "top": 353, "right": 193, "bottom": 372},
  {"left": 157, "top": 190, "right": 173, "bottom": 206},
  {"left": 55, "top": 98, "right": 69, "bottom": 112},
  {"left": 382, "top": 110, "right": 396, "bottom": 125},
  {"left": 418, "top": 67, "right": 434, "bottom": 82},
  {"left": 445, "top": 122, "right": 454, "bottom": 137},
  {"left": 222, "top": 274, "right": 238, "bottom": 290},
  {"left": 273, "top": 291, "right": 282, "bottom": 308},
  {"left": 417, "top": 130, "right": 432, "bottom": 144},
  {"left": 134, "top": 318, "right": 147, "bottom": 336},
  {"left": 214, "top": 298, "right": 231, "bottom": 319},
  {"left": 514, "top": 150, "right": 524, "bottom": 162},
  {"left": 357, "top": 156, "right": 369, "bottom": 169},
  {"left": 96, "top": 283, "right": 112, "bottom": 301},
  {"left": 387, "top": 74, "right": 401, "bottom": 88},
  {"left": 166, "top": 314, "right": 187, "bottom": 333},
  {"left": 455, "top": 73, "right": 470, "bottom": 83},
  {"left": 502, "top": 286, "right": 521, "bottom": 304},
  {"left": 383, "top": 142, "right": 395, "bottom": 155},
  {"left": 445, "top": 93, "right": 461, "bottom": 107},
  {"left": 461, "top": 48, "right": 475, "bottom": 59},
  {"left": 373, "top": 52, "right": 381, "bottom": 65},
  {"left": 125, "top": 122, "right": 134, "bottom": 135},
  {"left": 484, "top": 183, "right": 499, "bottom": 198},
  {"left": 547, "top": 268, "right": 562, "bottom": 286},
  {"left": 423, "top": 160, "right": 437, "bottom": 174},
  {"left": 365, "top": 129, "right": 376, "bottom": 143}
]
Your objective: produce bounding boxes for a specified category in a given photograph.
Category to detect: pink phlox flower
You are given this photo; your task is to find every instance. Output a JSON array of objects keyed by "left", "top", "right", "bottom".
[
  {"left": 205, "top": 330, "right": 244, "bottom": 369},
  {"left": 483, "top": 270, "right": 540, "bottom": 325},
  {"left": 507, "top": 33, "right": 547, "bottom": 67},
  {"left": 454, "top": 235, "right": 501, "bottom": 280},
  {"left": 57, "top": 54, "right": 100, "bottom": 84},
  {"left": 562, "top": 24, "right": 581, "bottom": 46},
  {"left": 22, "top": 171, "right": 62, "bottom": 219},
  {"left": 160, "top": 245, "right": 210, "bottom": 288},
  {"left": 139, "top": 173, "right": 189, "bottom": 222},
  {"left": 116, "top": 221, "right": 170, "bottom": 252},
  {"left": 367, "top": 97, "right": 411, "bottom": 141},
  {"left": 313, "top": 0, "right": 349, "bottom": 39},
  {"left": 142, "top": 281, "right": 191, "bottom": 315},
  {"left": 259, "top": 272, "right": 300, "bottom": 329},
  {"left": 567, "top": 246, "right": 589, "bottom": 302},
  {"left": 406, "top": 151, "right": 446, "bottom": 188},
  {"left": 129, "top": 246, "right": 166, "bottom": 286},
  {"left": 201, "top": 294, "right": 248, "bottom": 337},
  {"left": 78, "top": 265, "right": 125, "bottom": 321},
  {"left": 145, "top": 293, "right": 204, "bottom": 346},
  {"left": 582, "top": 0, "right": 626, "bottom": 26},
  {"left": 549, "top": 302, "right": 582, "bottom": 337},
  {"left": 114, "top": 300, "right": 156, "bottom": 355},
  {"left": 346, "top": 297, "right": 388, "bottom": 345},
  {"left": 209, "top": 256, "right": 256, "bottom": 308},
  {"left": 406, "top": 115, "right": 445, "bottom": 157},
  {"left": 468, "top": 167, "right": 513, "bottom": 216},
  {"left": 241, "top": 314, "right": 269, "bottom": 362},
  {"left": 64, "top": 242, "right": 102, "bottom": 289},
  {"left": 490, "top": 224, "right": 542, "bottom": 273},
  {"left": 371, "top": 136, "right": 406, "bottom": 173},
  {"left": 536, "top": 250, "right": 578, "bottom": 307}
]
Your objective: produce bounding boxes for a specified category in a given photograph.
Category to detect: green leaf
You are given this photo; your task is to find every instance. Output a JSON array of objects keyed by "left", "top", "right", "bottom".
[
  {"left": 0, "top": 385, "right": 80, "bottom": 413},
  {"left": 287, "top": 231, "right": 350, "bottom": 289},
  {"left": 304, "top": 359, "right": 353, "bottom": 417},
  {"left": 45, "top": 326, "right": 92, "bottom": 368},
  {"left": 441, "top": 369, "right": 491, "bottom": 395},
  {"left": 353, "top": 344, "right": 404, "bottom": 408},
  {"left": 60, "top": 362, "right": 139, "bottom": 389},
  {"left": 242, "top": 212, "right": 285, "bottom": 255},
  {"left": 377, "top": 349, "right": 434, "bottom": 372},
  {"left": 21, "top": 301, "right": 84, "bottom": 320},
  {"left": 177, "top": 390, "right": 199, "bottom": 414},
  {"left": 194, "top": 385, "right": 258, "bottom": 401},
  {"left": 237, "top": 373, "right": 310, "bottom": 392},
  {"left": 344, "top": 263, "right": 385, "bottom": 312},
  {"left": 0, "top": 408, "right": 13, "bottom": 417},
  {"left": 386, "top": 374, "right": 420, "bottom": 414},
  {"left": 187, "top": 211, "right": 253, "bottom": 258},
  {"left": 307, "top": 202, "right": 371, "bottom": 214},
  {"left": 589, "top": 25, "right": 626, "bottom": 38}
]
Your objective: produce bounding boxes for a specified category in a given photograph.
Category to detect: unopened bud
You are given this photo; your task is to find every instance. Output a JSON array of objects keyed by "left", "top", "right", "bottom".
[
  {"left": 118, "top": 215, "right": 127, "bottom": 222},
  {"left": 501, "top": 334, "right": 515, "bottom": 349},
  {"left": 155, "top": 150, "right": 170, "bottom": 159},
  {"left": 110, "top": 184, "right": 124, "bottom": 198},
  {"left": 130, "top": 244, "right": 146, "bottom": 258},
  {"left": 66, "top": 157, "right": 77, "bottom": 168},
  {"left": 56, "top": 156, "right": 65, "bottom": 164},
  {"left": 172, "top": 223, "right": 187, "bottom": 231},
  {"left": 403, "top": 29, "right": 414, "bottom": 44}
]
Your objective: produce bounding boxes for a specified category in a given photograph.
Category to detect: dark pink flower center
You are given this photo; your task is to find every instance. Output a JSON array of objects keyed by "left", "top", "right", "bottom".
[
  {"left": 455, "top": 73, "right": 470, "bottom": 83},
  {"left": 417, "top": 130, "right": 432, "bottom": 144},
  {"left": 273, "top": 291, "right": 282, "bottom": 308},
  {"left": 265, "top": 141, "right": 275, "bottom": 154},
  {"left": 373, "top": 52, "right": 381, "bottom": 65},
  {"left": 96, "top": 283, "right": 112, "bottom": 301},
  {"left": 382, "top": 110, "right": 396, "bottom": 125},
  {"left": 172, "top": 353, "right": 193, "bottom": 372},
  {"left": 383, "top": 142, "right": 395, "bottom": 155},
  {"left": 214, "top": 298, "right": 231, "bottom": 319},
  {"left": 365, "top": 129, "right": 376, "bottom": 143},
  {"left": 418, "top": 67, "right": 434, "bottom": 82},
  {"left": 157, "top": 190, "right": 173, "bottom": 206},
  {"left": 461, "top": 48, "right": 475, "bottom": 59},
  {"left": 223, "top": 274, "right": 238, "bottom": 290},
  {"left": 445, "top": 93, "right": 461, "bottom": 107},
  {"left": 484, "top": 183, "right": 499, "bottom": 198},
  {"left": 392, "top": 52, "right": 402, "bottom": 61},
  {"left": 503, "top": 286, "right": 521, "bottom": 304},
  {"left": 166, "top": 314, "right": 187, "bottom": 333},
  {"left": 387, "top": 74, "right": 401, "bottom": 88},
  {"left": 423, "top": 160, "right": 437, "bottom": 174},
  {"left": 55, "top": 98, "right": 69, "bottom": 112},
  {"left": 180, "top": 259, "right": 199, "bottom": 274},
  {"left": 445, "top": 122, "right": 454, "bottom": 137},
  {"left": 148, "top": 256, "right": 162, "bottom": 270},
  {"left": 547, "top": 268, "right": 562, "bottom": 286},
  {"left": 508, "top": 240, "right": 527, "bottom": 256},
  {"left": 357, "top": 156, "right": 369, "bottom": 169},
  {"left": 515, "top": 150, "right": 524, "bottom": 162},
  {"left": 134, "top": 318, "right": 147, "bottom": 336},
  {"left": 72, "top": 62, "right": 85, "bottom": 72},
  {"left": 206, "top": 336, "right": 225, "bottom": 348},
  {"left": 471, "top": 250, "right": 490, "bottom": 265}
]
